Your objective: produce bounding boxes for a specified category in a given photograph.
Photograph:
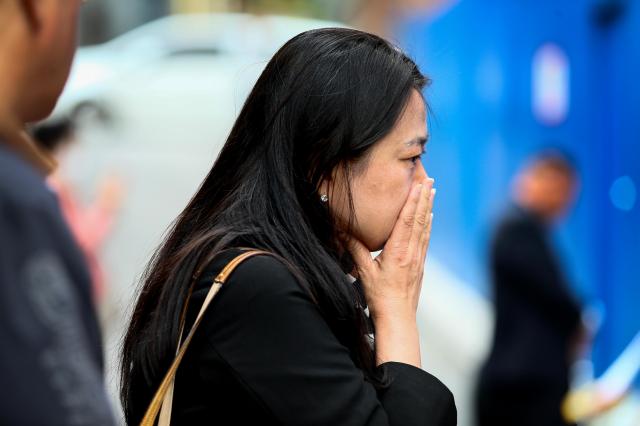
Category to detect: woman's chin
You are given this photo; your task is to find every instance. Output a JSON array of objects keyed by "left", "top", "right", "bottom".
[
  {"left": 365, "top": 236, "right": 387, "bottom": 253},
  {"left": 346, "top": 230, "right": 388, "bottom": 253}
]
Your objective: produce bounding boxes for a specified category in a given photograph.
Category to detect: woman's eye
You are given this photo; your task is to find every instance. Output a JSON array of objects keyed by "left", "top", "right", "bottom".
[{"left": 408, "top": 150, "right": 426, "bottom": 165}]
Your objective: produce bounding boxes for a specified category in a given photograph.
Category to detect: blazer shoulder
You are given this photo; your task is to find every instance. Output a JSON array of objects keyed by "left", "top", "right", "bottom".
[{"left": 197, "top": 251, "right": 306, "bottom": 302}]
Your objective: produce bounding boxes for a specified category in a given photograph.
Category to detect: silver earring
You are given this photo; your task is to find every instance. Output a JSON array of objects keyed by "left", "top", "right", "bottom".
[{"left": 320, "top": 194, "right": 329, "bottom": 203}]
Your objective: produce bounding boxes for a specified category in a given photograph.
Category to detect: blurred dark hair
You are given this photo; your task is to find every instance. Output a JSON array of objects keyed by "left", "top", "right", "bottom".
[
  {"left": 530, "top": 147, "right": 578, "bottom": 179},
  {"left": 30, "top": 117, "right": 75, "bottom": 153},
  {"left": 120, "top": 27, "right": 429, "bottom": 424}
]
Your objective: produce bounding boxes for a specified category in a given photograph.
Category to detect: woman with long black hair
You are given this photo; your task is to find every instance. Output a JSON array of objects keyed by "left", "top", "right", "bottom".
[{"left": 121, "top": 28, "right": 456, "bottom": 425}]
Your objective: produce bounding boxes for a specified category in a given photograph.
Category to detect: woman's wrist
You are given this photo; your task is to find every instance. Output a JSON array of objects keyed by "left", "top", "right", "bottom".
[
  {"left": 373, "top": 316, "right": 421, "bottom": 368},
  {"left": 369, "top": 301, "right": 417, "bottom": 324}
]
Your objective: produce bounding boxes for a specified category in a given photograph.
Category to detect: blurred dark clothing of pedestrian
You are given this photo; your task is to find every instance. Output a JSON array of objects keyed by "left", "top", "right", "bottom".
[
  {"left": 0, "top": 141, "right": 114, "bottom": 425},
  {"left": 476, "top": 151, "right": 583, "bottom": 426}
]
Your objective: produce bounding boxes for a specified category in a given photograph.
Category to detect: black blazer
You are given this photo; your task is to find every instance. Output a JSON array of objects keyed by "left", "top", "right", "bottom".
[{"left": 167, "top": 248, "right": 456, "bottom": 425}]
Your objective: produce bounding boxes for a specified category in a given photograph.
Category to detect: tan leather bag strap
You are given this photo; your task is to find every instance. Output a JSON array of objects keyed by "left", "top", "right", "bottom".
[{"left": 140, "top": 250, "right": 269, "bottom": 426}]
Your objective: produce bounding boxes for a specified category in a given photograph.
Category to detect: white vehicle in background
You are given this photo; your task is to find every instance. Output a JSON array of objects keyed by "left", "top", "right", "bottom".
[{"left": 55, "top": 13, "right": 346, "bottom": 122}]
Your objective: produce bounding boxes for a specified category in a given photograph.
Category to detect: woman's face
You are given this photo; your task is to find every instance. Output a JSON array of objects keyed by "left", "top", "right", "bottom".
[{"left": 327, "top": 89, "right": 429, "bottom": 251}]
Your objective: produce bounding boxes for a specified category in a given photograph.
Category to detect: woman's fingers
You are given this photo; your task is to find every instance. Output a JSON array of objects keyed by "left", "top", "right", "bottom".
[
  {"left": 407, "top": 179, "right": 434, "bottom": 261},
  {"left": 384, "top": 180, "right": 425, "bottom": 257},
  {"left": 419, "top": 188, "right": 436, "bottom": 262}
]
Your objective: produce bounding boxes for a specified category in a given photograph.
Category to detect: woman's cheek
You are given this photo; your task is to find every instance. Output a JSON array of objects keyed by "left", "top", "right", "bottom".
[
  {"left": 380, "top": 168, "right": 412, "bottom": 227},
  {"left": 397, "top": 172, "right": 415, "bottom": 213},
  {"left": 381, "top": 185, "right": 408, "bottom": 235}
]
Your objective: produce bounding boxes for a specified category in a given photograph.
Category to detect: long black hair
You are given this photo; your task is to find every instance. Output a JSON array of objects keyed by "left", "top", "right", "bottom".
[{"left": 120, "top": 27, "right": 428, "bottom": 424}]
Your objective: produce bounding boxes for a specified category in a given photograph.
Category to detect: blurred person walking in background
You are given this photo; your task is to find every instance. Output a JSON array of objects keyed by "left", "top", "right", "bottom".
[
  {"left": 476, "top": 151, "right": 584, "bottom": 426},
  {"left": 31, "top": 118, "right": 124, "bottom": 305},
  {"left": 0, "top": 1, "right": 115, "bottom": 424}
]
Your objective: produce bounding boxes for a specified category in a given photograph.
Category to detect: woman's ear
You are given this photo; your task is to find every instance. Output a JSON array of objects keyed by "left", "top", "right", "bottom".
[
  {"left": 318, "top": 166, "right": 338, "bottom": 199},
  {"left": 318, "top": 178, "right": 329, "bottom": 198}
]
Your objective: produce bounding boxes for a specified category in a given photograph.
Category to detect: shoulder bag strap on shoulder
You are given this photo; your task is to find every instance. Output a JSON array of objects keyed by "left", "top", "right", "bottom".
[{"left": 140, "top": 249, "right": 270, "bottom": 426}]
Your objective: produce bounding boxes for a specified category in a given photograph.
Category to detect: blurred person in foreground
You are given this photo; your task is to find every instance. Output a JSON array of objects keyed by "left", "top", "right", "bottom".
[
  {"left": 31, "top": 118, "right": 124, "bottom": 305},
  {"left": 121, "top": 28, "right": 456, "bottom": 425},
  {"left": 0, "top": 1, "right": 114, "bottom": 424},
  {"left": 476, "top": 151, "right": 584, "bottom": 426}
]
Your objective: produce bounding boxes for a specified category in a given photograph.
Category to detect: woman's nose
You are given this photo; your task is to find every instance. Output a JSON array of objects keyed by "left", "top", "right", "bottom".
[{"left": 415, "top": 160, "right": 429, "bottom": 182}]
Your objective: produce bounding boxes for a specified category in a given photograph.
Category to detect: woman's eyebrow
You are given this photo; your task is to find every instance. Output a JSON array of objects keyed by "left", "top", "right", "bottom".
[{"left": 404, "top": 135, "right": 429, "bottom": 148}]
